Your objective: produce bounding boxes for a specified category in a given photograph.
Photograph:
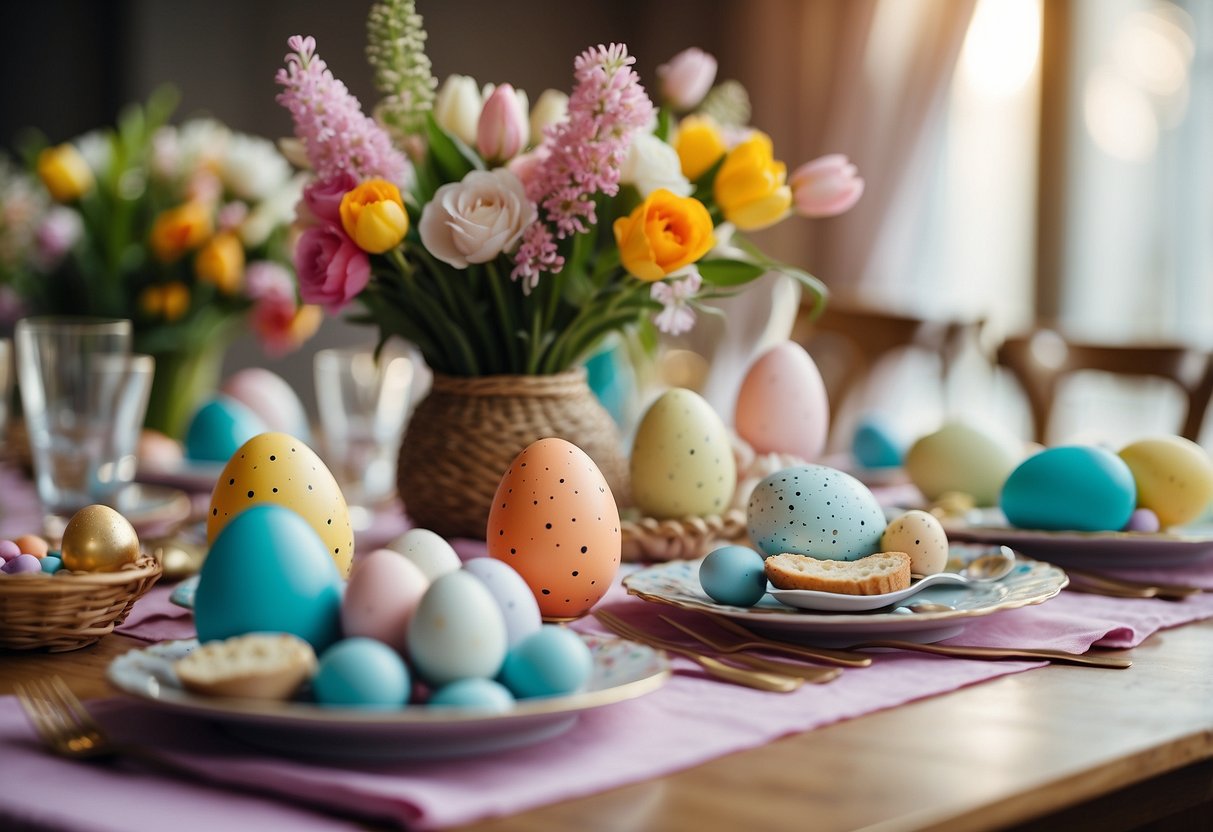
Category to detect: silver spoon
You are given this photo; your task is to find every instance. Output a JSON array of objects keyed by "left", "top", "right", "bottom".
[{"left": 913, "top": 545, "right": 1017, "bottom": 585}]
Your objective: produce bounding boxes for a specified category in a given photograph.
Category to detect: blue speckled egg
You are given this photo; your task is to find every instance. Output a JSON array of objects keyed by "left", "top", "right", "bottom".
[
  {"left": 1000, "top": 445, "right": 1136, "bottom": 532},
  {"left": 498, "top": 625, "right": 593, "bottom": 699},
  {"left": 747, "top": 465, "right": 885, "bottom": 560},
  {"left": 699, "top": 545, "right": 768, "bottom": 607},
  {"left": 185, "top": 397, "right": 267, "bottom": 462},
  {"left": 313, "top": 637, "right": 411, "bottom": 708},
  {"left": 852, "top": 414, "right": 905, "bottom": 469},
  {"left": 428, "top": 678, "right": 516, "bottom": 712}
]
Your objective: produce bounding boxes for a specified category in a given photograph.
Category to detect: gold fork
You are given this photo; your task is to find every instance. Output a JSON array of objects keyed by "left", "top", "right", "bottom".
[{"left": 665, "top": 614, "right": 873, "bottom": 668}]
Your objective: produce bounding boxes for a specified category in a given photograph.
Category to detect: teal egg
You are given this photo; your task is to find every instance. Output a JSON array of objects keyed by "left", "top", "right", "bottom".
[
  {"left": 428, "top": 678, "right": 515, "bottom": 711},
  {"left": 852, "top": 414, "right": 904, "bottom": 469},
  {"left": 499, "top": 626, "right": 593, "bottom": 699},
  {"left": 185, "top": 397, "right": 268, "bottom": 462},
  {"left": 40, "top": 555, "right": 63, "bottom": 574},
  {"left": 313, "top": 638, "right": 411, "bottom": 708},
  {"left": 1000, "top": 446, "right": 1137, "bottom": 532},
  {"left": 194, "top": 504, "right": 343, "bottom": 651},
  {"left": 699, "top": 545, "right": 768, "bottom": 607}
]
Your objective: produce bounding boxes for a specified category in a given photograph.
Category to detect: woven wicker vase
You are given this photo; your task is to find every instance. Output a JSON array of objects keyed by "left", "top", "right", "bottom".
[{"left": 397, "top": 369, "right": 629, "bottom": 539}]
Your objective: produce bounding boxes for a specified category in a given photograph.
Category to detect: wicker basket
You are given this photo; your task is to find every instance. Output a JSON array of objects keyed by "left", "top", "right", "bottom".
[
  {"left": 397, "top": 369, "right": 629, "bottom": 540},
  {"left": 0, "top": 556, "right": 162, "bottom": 652},
  {"left": 621, "top": 509, "right": 748, "bottom": 562}
]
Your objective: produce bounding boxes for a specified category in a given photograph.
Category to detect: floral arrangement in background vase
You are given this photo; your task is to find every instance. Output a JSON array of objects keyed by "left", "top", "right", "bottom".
[
  {"left": 5, "top": 87, "right": 320, "bottom": 439},
  {"left": 274, "top": 0, "right": 863, "bottom": 536}
]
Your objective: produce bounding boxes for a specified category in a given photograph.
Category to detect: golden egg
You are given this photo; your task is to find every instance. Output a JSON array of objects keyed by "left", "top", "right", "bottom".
[{"left": 60, "top": 505, "right": 141, "bottom": 572}]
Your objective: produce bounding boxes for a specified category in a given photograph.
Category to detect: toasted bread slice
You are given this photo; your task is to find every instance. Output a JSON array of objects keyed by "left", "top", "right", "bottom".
[{"left": 764, "top": 551, "right": 912, "bottom": 596}]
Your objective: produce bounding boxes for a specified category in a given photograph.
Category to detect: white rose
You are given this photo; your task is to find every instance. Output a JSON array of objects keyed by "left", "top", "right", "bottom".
[
  {"left": 419, "top": 168, "right": 537, "bottom": 268},
  {"left": 529, "top": 89, "right": 568, "bottom": 141},
  {"left": 220, "top": 134, "right": 292, "bottom": 202},
  {"left": 621, "top": 132, "right": 692, "bottom": 198},
  {"left": 434, "top": 75, "right": 482, "bottom": 147}
]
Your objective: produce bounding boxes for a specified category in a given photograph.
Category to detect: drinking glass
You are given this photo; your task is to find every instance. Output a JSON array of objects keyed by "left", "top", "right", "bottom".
[
  {"left": 14, "top": 317, "right": 154, "bottom": 516},
  {"left": 0, "top": 337, "right": 11, "bottom": 457},
  {"left": 314, "top": 347, "right": 414, "bottom": 529}
]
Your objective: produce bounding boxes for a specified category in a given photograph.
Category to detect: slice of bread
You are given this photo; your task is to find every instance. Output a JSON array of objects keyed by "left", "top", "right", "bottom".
[
  {"left": 765, "top": 551, "right": 912, "bottom": 596},
  {"left": 174, "top": 633, "right": 318, "bottom": 700}
]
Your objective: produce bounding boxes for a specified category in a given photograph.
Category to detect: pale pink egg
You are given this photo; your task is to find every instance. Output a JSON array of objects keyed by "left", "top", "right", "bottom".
[
  {"left": 734, "top": 341, "right": 830, "bottom": 461},
  {"left": 341, "top": 548, "right": 430, "bottom": 652},
  {"left": 220, "top": 368, "right": 311, "bottom": 440},
  {"left": 138, "top": 430, "right": 184, "bottom": 467}
]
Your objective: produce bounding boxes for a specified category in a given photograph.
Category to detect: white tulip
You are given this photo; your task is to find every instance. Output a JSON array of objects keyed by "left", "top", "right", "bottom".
[
  {"left": 434, "top": 74, "right": 483, "bottom": 147},
  {"left": 621, "top": 132, "right": 692, "bottom": 198}
]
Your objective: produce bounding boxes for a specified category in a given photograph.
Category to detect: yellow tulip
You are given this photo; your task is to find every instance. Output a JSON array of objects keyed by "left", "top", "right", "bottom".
[
  {"left": 340, "top": 179, "right": 408, "bottom": 253},
  {"left": 195, "top": 232, "right": 245, "bottom": 294},
  {"left": 612, "top": 188, "right": 715, "bottom": 282},
  {"left": 713, "top": 131, "right": 792, "bottom": 231},
  {"left": 139, "top": 282, "right": 191, "bottom": 321},
  {"left": 674, "top": 116, "right": 726, "bottom": 181},
  {"left": 150, "top": 202, "right": 213, "bottom": 263},
  {"left": 36, "top": 144, "right": 94, "bottom": 202}
]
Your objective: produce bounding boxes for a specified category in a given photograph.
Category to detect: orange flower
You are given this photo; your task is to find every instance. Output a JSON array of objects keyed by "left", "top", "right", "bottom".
[
  {"left": 613, "top": 189, "right": 715, "bottom": 281},
  {"left": 150, "top": 202, "right": 213, "bottom": 263},
  {"left": 195, "top": 232, "right": 246, "bottom": 294}
]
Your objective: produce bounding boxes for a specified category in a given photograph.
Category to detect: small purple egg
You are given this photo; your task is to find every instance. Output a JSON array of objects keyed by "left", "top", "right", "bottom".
[
  {"left": 1124, "top": 508, "right": 1161, "bottom": 534},
  {"left": 2, "top": 554, "right": 43, "bottom": 574},
  {"left": 0, "top": 540, "right": 21, "bottom": 561}
]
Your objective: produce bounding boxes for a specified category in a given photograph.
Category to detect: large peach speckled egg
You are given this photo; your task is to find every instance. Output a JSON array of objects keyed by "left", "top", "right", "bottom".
[
  {"left": 486, "top": 438, "right": 621, "bottom": 620},
  {"left": 734, "top": 342, "right": 830, "bottom": 462}
]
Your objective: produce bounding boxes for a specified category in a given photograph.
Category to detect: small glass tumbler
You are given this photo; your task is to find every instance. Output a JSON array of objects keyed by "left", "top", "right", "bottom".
[
  {"left": 314, "top": 347, "right": 414, "bottom": 529},
  {"left": 14, "top": 317, "right": 154, "bottom": 516}
]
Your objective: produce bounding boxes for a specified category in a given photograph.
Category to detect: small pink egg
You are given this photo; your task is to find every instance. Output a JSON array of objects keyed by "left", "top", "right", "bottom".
[
  {"left": 734, "top": 341, "right": 830, "bottom": 462},
  {"left": 221, "top": 368, "right": 311, "bottom": 440},
  {"left": 341, "top": 549, "right": 430, "bottom": 652},
  {"left": 138, "top": 429, "right": 185, "bottom": 467},
  {"left": 14, "top": 534, "right": 49, "bottom": 558}
]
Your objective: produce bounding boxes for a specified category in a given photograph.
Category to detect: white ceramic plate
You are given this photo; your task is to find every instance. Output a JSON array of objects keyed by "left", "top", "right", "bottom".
[
  {"left": 944, "top": 508, "right": 1213, "bottom": 569},
  {"left": 137, "top": 459, "right": 226, "bottom": 493},
  {"left": 106, "top": 635, "right": 669, "bottom": 761},
  {"left": 623, "top": 546, "right": 1067, "bottom": 646},
  {"left": 767, "top": 570, "right": 979, "bottom": 612}
]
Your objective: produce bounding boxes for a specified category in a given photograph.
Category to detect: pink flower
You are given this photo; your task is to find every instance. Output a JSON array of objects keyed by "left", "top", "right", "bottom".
[
  {"left": 217, "top": 201, "right": 249, "bottom": 232},
  {"left": 293, "top": 223, "right": 371, "bottom": 313},
  {"left": 303, "top": 172, "right": 358, "bottom": 226},
  {"left": 790, "top": 154, "right": 864, "bottom": 218},
  {"left": 651, "top": 268, "right": 702, "bottom": 335},
  {"left": 245, "top": 260, "right": 319, "bottom": 355},
  {"left": 477, "top": 83, "right": 528, "bottom": 163},
  {"left": 244, "top": 260, "right": 296, "bottom": 300},
  {"left": 657, "top": 48, "right": 717, "bottom": 111},
  {"left": 34, "top": 207, "right": 82, "bottom": 265}
]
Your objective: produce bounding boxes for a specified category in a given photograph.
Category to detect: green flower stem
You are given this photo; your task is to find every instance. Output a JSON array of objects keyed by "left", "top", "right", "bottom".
[
  {"left": 397, "top": 247, "right": 482, "bottom": 374},
  {"left": 527, "top": 312, "right": 544, "bottom": 374},
  {"left": 485, "top": 260, "right": 522, "bottom": 372}
]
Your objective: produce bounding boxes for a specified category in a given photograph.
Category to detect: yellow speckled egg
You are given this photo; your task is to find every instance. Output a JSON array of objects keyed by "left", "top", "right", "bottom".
[
  {"left": 207, "top": 432, "right": 354, "bottom": 577},
  {"left": 630, "top": 388, "right": 736, "bottom": 519},
  {"left": 1119, "top": 436, "right": 1213, "bottom": 528}
]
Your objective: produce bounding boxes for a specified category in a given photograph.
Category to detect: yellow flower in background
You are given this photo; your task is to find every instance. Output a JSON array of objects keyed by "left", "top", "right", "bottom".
[
  {"left": 139, "top": 282, "right": 191, "bottom": 321},
  {"left": 613, "top": 188, "right": 715, "bottom": 281},
  {"left": 195, "top": 231, "right": 245, "bottom": 293},
  {"left": 674, "top": 115, "right": 726, "bottom": 181},
  {"left": 340, "top": 179, "right": 408, "bottom": 253},
  {"left": 36, "top": 144, "right": 94, "bottom": 202},
  {"left": 713, "top": 131, "right": 792, "bottom": 231},
  {"left": 150, "top": 201, "right": 213, "bottom": 262}
]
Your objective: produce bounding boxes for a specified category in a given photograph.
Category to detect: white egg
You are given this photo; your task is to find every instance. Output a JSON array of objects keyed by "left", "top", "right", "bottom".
[
  {"left": 463, "top": 557, "right": 542, "bottom": 648},
  {"left": 406, "top": 570, "right": 508, "bottom": 686},
  {"left": 385, "top": 528, "right": 462, "bottom": 581},
  {"left": 881, "top": 510, "right": 949, "bottom": 575}
]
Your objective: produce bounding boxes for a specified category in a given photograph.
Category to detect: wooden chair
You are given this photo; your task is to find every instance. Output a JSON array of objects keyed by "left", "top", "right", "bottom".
[{"left": 995, "top": 329, "right": 1213, "bottom": 443}]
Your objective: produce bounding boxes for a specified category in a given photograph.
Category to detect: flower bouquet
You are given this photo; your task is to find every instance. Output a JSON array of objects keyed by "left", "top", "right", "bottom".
[
  {"left": 9, "top": 87, "right": 320, "bottom": 439},
  {"left": 276, "top": 0, "right": 863, "bottom": 537}
]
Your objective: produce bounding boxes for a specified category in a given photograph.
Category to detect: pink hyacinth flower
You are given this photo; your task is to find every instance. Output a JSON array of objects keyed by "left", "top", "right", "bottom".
[
  {"left": 790, "top": 154, "right": 864, "bottom": 218},
  {"left": 293, "top": 223, "right": 371, "bottom": 313},
  {"left": 477, "top": 84, "right": 528, "bottom": 163}
]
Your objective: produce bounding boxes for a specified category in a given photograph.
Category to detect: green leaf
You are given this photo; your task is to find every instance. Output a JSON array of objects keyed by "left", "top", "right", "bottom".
[
  {"left": 424, "top": 111, "right": 482, "bottom": 182},
  {"left": 690, "top": 155, "right": 725, "bottom": 205},
  {"left": 654, "top": 107, "right": 672, "bottom": 143},
  {"left": 696, "top": 258, "right": 766, "bottom": 286}
]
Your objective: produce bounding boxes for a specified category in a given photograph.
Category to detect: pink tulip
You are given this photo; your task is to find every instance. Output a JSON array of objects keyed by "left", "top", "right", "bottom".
[
  {"left": 303, "top": 172, "right": 359, "bottom": 226},
  {"left": 477, "top": 83, "right": 527, "bottom": 163},
  {"left": 791, "top": 154, "right": 864, "bottom": 218},
  {"left": 293, "top": 223, "right": 370, "bottom": 313},
  {"left": 657, "top": 48, "right": 718, "bottom": 111}
]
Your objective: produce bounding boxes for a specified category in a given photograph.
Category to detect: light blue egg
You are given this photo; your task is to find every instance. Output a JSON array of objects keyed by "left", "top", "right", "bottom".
[
  {"left": 747, "top": 465, "right": 885, "bottom": 560},
  {"left": 699, "top": 545, "right": 767, "bottom": 607},
  {"left": 499, "top": 625, "right": 593, "bottom": 699},
  {"left": 194, "top": 504, "right": 343, "bottom": 651},
  {"left": 40, "top": 555, "right": 63, "bottom": 574},
  {"left": 852, "top": 414, "right": 905, "bottom": 469},
  {"left": 313, "top": 637, "right": 410, "bottom": 708},
  {"left": 1000, "top": 445, "right": 1136, "bottom": 532},
  {"left": 185, "top": 397, "right": 268, "bottom": 462},
  {"left": 428, "top": 678, "right": 515, "bottom": 712}
]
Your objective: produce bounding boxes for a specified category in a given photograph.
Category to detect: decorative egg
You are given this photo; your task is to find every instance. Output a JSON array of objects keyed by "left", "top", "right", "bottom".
[
  {"left": 463, "top": 557, "right": 543, "bottom": 648},
  {"left": 428, "top": 678, "right": 515, "bottom": 711},
  {"left": 0, "top": 540, "right": 19, "bottom": 560},
  {"left": 699, "top": 545, "right": 768, "bottom": 607},
  {"left": 1125, "top": 507, "right": 1161, "bottom": 533},
  {"left": 630, "top": 388, "right": 735, "bottom": 519},
  {"left": 313, "top": 637, "right": 411, "bottom": 708},
  {"left": 407, "top": 569, "right": 508, "bottom": 686},
  {"left": 904, "top": 422, "right": 1023, "bottom": 506},
  {"left": 1119, "top": 436, "right": 1213, "bottom": 528},
  {"left": 852, "top": 413, "right": 905, "bottom": 469},
  {"left": 138, "top": 429, "right": 184, "bottom": 467},
  {"left": 194, "top": 504, "right": 343, "bottom": 651},
  {"left": 221, "top": 368, "right": 311, "bottom": 442},
  {"left": 2, "top": 554, "right": 42, "bottom": 574},
  {"left": 881, "top": 510, "right": 949, "bottom": 575},
  {"left": 14, "top": 534, "right": 49, "bottom": 558},
  {"left": 1000, "top": 445, "right": 1137, "bottom": 532},
  {"left": 734, "top": 341, "right": 830, "bottom": 462},
  {"left": 341, "top": 549, "right": 430, "bottom": 653},
  {"left": 185, "top": 397, "right": 267, "bottom": 463},
  {"left": 59, "top": 505, "right": 140, "bottom": 572},
  {"left": 384, "top": 528, "right": 462, "bottom": 582},
  {"left": 487, "top": 438, "right": 621, "bottom": 619},
  {"left": 498, "top": 625, "right": 594, "bottom": 699},
  {"left": 207, "top": 432, "right": 354, "bottom": 577},
  {"left": 40, "top": 556, "right": 63, "bottom": 574},
  {"left": 747, "top": 465, "right": 885, "bottom": 560}
]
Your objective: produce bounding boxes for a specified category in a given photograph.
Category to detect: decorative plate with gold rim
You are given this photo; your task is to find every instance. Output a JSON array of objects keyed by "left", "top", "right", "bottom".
[
  {"left": 107, "top": 633, "right": 669, "bottom": 761},
  {"left": 623, "top": 546, "right": 1067, "bottom": 646}
]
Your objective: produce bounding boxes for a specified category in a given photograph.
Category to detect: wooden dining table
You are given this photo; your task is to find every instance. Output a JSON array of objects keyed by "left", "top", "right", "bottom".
[{"left": 3, "top": 614, "right": 1212, "bottom": 832}]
